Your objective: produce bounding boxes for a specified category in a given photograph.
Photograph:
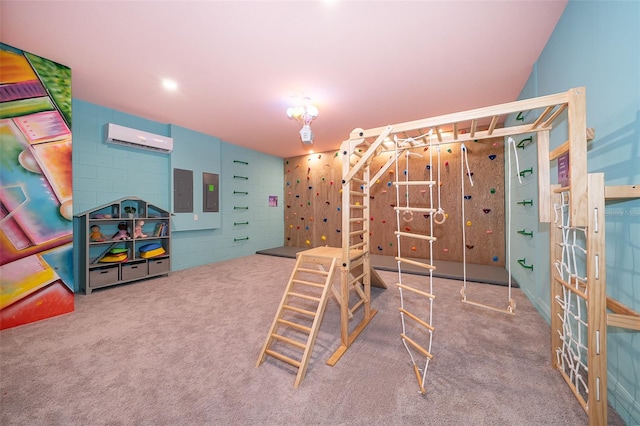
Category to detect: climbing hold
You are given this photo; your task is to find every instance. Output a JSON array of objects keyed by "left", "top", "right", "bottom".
[
  {"left": 443, "top": 248, "right": 449, "bottom": 252},
  {"left": 381, "top": 220, "right": 386, "bottom": 224},
  {"left": 387, "top": 182, "right": 392, "bottom": 187},
  {"left": 377, "top": 246, "right": 383, "bottom": 251},
  {"left": 305, "top": 226, "right": 309, "bottom": 230},
  {"left": 289, "top": 224, "right": 293, "bottom": 228},
  {"left": 336, "top": 229, "right": 341, "bottom": 233},
  {"left": 411, "top": 246, "right": 417, "bottom": 251},
  {"left": 370, "top": 217, "right": 374, "bottom": 221},
  {"left": 467, "top": 172, "right": 474, "bottom": 177},
  {"left": 296, "top": 226, "right": 300, "bottom": 230},
  {"left": 466, "top": 244, "right": 474, "bottom": 249},
  {"left": 447, "top": 148, "right": 452, "bottom": 153},
  {"left": 445, "top": 213, "right": 449, "bottom": 218},
  {"left": 325, "top": 201, "right": 330, "bottom": 205},
  {"left": 420, "top": 189, "right": 426, "bottom": 193},
  {"left": 466, "top": 220, "right": 472, "bottom": 226},
  {"left": 445, "top": 161, "right": 449, "bottom": 166},
  {"left": 423, "top": 147, "right": 429, "bottom": 151},
  {"left": 296, "top": 179, "right": 300, "bottom": 184},
  {"left": 492, "top": 256, "right": 499, "bottom": 262},
  {"left": 323, "top": 218, "right": 328, "bottom": 222},
  {"left": 490, "top": 188, "right": 496, "bottom": 194},
  {"left": 405, "top": 227, "right": 411, "bottom": 232},
  {"left": 426, "top": 165, "right": 431, "bottom": 170},
  {"left": 286, "top": 182, "right": 290, "bottom": 186},
  {"left": 316, "top": 192, "right": 319, "bottom": 196},
  {"left": 464, "top": 195, "right": 472, "bottom": 200},
  {"left": 309, "top": 217, "right": 314, "bottom": 222},
  {"left": 488, "top": 154, "right": 497, "bottom": 160},
  {"left": 486, "top": 230, "right": 493, "bottom": 234},
  {"left": 483, "top": 208, "right": 491, "bottom": 214},
  {"left": 295, "top": 194, "right": 300, "bottom": 198},
  {"left": 404, "top": 169, "right": 407, "bottom": 175},
  {"left": 305, "top": 239, "right": 311, "bottom": 245},
  {"left": 337, "top": 207, "right": 341, "bottom": 211},
  {"left": 286, "top": 205, "right": 291, "bottom": 208},
  {"left": 355, "top": 201, "right": 360, "bottom": 206},
  {"left": 308, "top": 186, "right": 312, "bottom": 190},
  {"left": 301, "top": 217, "right": 304, "bottom": 220},
  {"left": 423, "top": 214, "right": 430, "bottom": 219},
  {"left": 330, "top": 181, "right": 334, "bottom": 185}
]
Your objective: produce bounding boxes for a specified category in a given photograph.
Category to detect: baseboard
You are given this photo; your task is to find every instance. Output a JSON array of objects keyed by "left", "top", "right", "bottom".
[{"left": 608, "top": 373, "right": 640, "bottom": 426}]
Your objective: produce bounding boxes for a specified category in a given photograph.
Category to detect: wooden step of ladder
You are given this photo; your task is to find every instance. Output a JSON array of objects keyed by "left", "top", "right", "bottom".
[{"left": 256, "top": 251, "right": 338, "bottom": 387}]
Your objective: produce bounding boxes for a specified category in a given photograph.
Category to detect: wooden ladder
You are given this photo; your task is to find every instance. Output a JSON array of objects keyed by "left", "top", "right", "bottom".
[{"left": 256, "top": 250, "right": 338, "bottom": 387}]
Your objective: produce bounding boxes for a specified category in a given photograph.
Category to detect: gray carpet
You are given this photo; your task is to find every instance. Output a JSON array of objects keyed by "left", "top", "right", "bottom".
[
  {"left": 0, "top": 254, "right": 622, "bottom": 425},
  {"left": 257, "top": 246, "right": 518, "bottom": 287}
]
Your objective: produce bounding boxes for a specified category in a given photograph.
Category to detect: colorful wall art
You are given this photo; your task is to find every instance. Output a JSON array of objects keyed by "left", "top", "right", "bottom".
[{"left": 0, "top": 43, "right": 74, "bottom": 329}]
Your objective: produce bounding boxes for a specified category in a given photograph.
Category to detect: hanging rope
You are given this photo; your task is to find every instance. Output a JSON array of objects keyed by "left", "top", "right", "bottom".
[{"left": 433, "top": 134, "right": 446, "bottom": 225}]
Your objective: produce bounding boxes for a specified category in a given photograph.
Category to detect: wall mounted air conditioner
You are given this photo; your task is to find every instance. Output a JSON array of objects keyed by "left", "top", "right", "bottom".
[{"left": 105, "top": 123, "right": 173, "bottom": 153}]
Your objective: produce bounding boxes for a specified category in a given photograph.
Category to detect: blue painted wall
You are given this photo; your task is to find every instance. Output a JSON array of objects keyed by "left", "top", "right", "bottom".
[
  {"left": 72, "top": 99, "right": 284, "bottom": 278},
  {"left": 509, "top": 1, "right": 640, "bottom": 423}
]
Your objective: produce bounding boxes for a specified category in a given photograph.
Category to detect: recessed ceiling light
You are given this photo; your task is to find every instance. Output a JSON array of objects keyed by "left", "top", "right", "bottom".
[{"left": 162, "top": 78, "right": 178, "bottom": 91}]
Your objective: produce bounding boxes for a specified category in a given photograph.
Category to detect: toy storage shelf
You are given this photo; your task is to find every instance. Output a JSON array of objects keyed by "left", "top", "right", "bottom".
[{"left": 74, "top": 196, "right": 171, "bottom": 294}]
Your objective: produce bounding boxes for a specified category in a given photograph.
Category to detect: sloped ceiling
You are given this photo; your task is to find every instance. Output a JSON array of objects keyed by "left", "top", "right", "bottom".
[{"left": 1, "top": 0, "right": 567, "bottom": 158}]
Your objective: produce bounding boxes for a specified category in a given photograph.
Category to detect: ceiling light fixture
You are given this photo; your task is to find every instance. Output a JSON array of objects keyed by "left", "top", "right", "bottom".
[
  {"left": 162, "top": 78, "right": 178, "bottom": 91},
  {"left": 287, "top": 97, "right": 319, "bottom": 145}
]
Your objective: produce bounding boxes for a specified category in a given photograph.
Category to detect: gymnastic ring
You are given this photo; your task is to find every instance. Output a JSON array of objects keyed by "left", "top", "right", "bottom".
[
  {"left": 402, "top": 210, "right": 414, "bottom": 223},
  {"left": 433, "top": 209, "right": 446, "bottom": 225}
]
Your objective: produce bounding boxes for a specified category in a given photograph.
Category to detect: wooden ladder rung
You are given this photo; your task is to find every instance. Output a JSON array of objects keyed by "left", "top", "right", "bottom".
[
  {"left": 394, "top": 207, "right": 437, "bottom": 213},
  {"left": 283, "top": 304, "right": 316, "bottom": 317},
  {"left": 350, "top": 190, "right": 365, "bottom": 196},
  {"left": 396, "top": 283, "right": 436, "bottom": 300},
  {"left": 296, "top": 267, "right": 329, "bottom": 276},
  {"left": 265, "top": 349, "right": 301, "bottom": 368},
  {"left": 400, "top": 333, "right": 433, "bottom": 360},
  {"left": 350, "top": 298, "right": 366, "bottom": 315},
  {"left": 292, "top": 279, "right": 325, "bottom": 288},
  {"left": 400, "top": 308, "right": 435, "bottom": 332},
  {"left": 394, "top": 231, "right": 436, "bottom": 242},
  {"left": 271, "top": 333, "right": 307, "bottom": 350},
  {"left": 349, "top": 218, "right": 365, "bottom": 223},
  {"left": 350, "top": 204, "right": 367, "bottom": 209},
  {"left": 349, "top": 229, "right": 366, "bottom": 237},
  {"left": 348, "top": 272, "right": 366, "bottom": 287},
  {"left": 351, "top": 177, "right": 366, "bottom": 184},
  {"left": 277, "top": 318, "right": 311, "bottom": 333},
  {"left": 287, "top": 291, "right": 321, "bottom": 303},
  {"left": 349, "top": 242, "right": 366, "bottom": 250},
  {"left": 395, "top": 256, "right": 436, "bottom": 270}
]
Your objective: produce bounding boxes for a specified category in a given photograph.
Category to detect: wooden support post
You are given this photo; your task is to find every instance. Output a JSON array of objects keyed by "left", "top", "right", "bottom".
[
  {"left": 568, "top": 87, "right": 588, "bottom": 226},
  {"left": 586, "top": 173, "right": 607, "bottom": 425},
  {"left": 538, "top": 130, "right": 551, "bottom": 223}
]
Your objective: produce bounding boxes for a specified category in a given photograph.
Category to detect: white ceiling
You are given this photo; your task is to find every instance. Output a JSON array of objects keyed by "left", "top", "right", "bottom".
[{"left": 1, "top": 1, "right": 567, "bottom": 158}]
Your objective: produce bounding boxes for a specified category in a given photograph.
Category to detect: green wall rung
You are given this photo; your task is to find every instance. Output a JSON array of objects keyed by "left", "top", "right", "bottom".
[
  {"left": 234, "top": 221, "right": 249, "bottom": 226},
  {"left": 517, "top": 229, "right": 534, "bottom": 237},
  {"left": 233, "top": 191, "right": 248, "bottom": 195},
  {"left": 519, "top": 167, "right": 534, "bottom": 177},
  {"left": 517, "top": 199, "right": 534, "bottom": 206},
  {"left": 517, "top": 258, "right": 534, "bottom": 270},
  {"left": 234, "top": 206, "right": 249, "bottom": 210},
  {"left": 233, "top": 175, "right": 249, "bottom": 180},
  {"left": 233, "top": 160, "right": 249, "bottom": 165},
  {"left": 234, "top": 237, "right": 249, "bottom": 242}
]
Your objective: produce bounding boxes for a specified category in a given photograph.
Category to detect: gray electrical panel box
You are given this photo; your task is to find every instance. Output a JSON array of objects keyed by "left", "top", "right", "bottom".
[
  {"left": 173, "top": 168, "right": 193, "bottom": 213},
  {"left": 203, "top": 172, "right": 219, "bottom": 213}
]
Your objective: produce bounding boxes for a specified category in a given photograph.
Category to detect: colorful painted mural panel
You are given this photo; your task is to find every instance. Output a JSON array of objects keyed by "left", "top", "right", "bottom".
[{"left": 0, "top": 43, "right": 74, "bottom": 329}]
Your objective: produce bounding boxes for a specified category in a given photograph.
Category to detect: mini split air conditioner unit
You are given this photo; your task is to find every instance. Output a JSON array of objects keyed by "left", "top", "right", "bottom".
[{"left": 105, "top": 123, "right": 173, "bottom": 153}]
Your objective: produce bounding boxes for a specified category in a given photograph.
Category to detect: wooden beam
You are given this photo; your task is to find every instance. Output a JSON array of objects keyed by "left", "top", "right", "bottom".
[
  {"left": 608, "top": 314, "right": 640, "bottom": 331},
  {"left": 568, "top": 87, "right": 588, "bottom": 226},
  {"left": 538, "top": 131, "right": 551, "bottom": 222},
  {"left": 605, "top": 185, "right": 640, "bottom": 200}
]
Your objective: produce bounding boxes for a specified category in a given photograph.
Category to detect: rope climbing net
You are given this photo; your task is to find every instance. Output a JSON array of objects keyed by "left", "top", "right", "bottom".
[
  {"left": 393, "top": 133, "right": 436, "bottom": 394},
  {"left": 553, "top": 189, "right": 590, "bottom": 406}
]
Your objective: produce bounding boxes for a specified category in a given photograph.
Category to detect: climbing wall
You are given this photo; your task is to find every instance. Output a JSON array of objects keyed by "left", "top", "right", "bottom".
[{"left": 284, "top": 137, "right": 505, "bottom": 267}]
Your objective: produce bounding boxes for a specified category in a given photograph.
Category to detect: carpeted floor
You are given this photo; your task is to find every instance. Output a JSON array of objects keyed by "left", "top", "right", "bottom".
[
  {"left": 0, "top": 254, "right": 623, "bottom": 425},
  {"left": 257, "top": 246, "right": 517, "bottom": 287}
]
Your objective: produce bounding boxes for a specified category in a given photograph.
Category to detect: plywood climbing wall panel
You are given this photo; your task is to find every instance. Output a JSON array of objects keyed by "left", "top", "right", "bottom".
[{"left": 285, "top": 138, "right": 504, "bottom": 267}]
